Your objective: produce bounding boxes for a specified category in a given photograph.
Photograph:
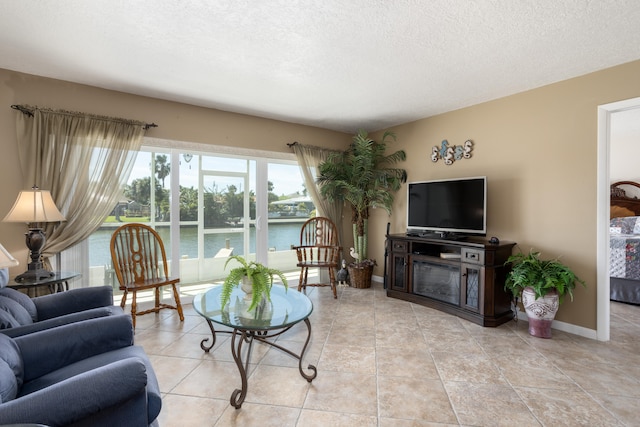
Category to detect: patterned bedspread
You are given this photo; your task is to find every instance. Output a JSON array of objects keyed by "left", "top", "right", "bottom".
[{"left": 610, "top": 216, "right": 640, "bottom": 281}]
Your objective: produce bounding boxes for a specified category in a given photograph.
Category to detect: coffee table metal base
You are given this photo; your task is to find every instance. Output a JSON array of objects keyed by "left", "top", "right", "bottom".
[{"left": 200, "top": 318, "right": 317, "bottom": 409}]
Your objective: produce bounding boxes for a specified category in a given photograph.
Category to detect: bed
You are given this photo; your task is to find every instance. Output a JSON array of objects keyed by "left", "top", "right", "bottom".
[{"left": 609, "top": 181, "right": 640, "bottom": 304}]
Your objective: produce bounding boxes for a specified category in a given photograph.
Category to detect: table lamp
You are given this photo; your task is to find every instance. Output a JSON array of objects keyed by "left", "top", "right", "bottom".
[{"left": 2, "top": 186, "right": 66, "bottom": 281}]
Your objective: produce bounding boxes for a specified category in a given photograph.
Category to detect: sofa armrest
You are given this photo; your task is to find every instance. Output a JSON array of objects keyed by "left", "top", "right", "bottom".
[
  {"left": 15, "top": 314, "right": 134, "bottom": 382},
  {"left": 32, "top": 286, "right": 114, "bottom": 321},
  {"left": 0, "top": 358, "right": 149, "bottom": 427},
  {"left": 0, "top": 306, "right": 124, "bottom": 339}
]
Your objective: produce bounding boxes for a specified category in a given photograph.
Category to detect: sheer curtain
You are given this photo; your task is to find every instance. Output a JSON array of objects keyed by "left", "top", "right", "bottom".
[
  {"left": 14, "top": 106, "right": 146, "bottom": 267},
  {"left": 291, "top": 142, "right": 344, "bottom": 248}
]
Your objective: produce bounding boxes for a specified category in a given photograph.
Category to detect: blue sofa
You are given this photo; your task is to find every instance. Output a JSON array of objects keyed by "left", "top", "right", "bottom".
[
  {"left": 0, "top": 286, "right": 122, "bottom": 338},
  {"left": 0, "top": 313, "right": 161, "bottom": 426}
]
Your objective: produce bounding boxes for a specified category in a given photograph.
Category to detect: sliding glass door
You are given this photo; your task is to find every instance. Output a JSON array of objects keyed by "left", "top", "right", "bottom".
[
  {"left": 179, "top": 154, "right": 255, "bottom": 283},
  {"left": 83, "top": 142, "right": 314, "bottom": 291}
]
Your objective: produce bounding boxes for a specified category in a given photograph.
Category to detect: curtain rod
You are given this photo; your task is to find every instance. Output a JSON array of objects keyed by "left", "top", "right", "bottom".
[
  {"left": 287, "top": 141, "right": 342, "bottom": 154},
  {"left": 10, "top": 105, "right": 157, "bottom": 130},
  {"left": 11, "top": 104, "right": 34, "bottom": 117}
]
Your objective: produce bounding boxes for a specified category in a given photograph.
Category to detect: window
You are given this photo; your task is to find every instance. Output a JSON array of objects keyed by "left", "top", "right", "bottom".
[{"left": 81, "top": 139, "right": 314, "bottom": 292}]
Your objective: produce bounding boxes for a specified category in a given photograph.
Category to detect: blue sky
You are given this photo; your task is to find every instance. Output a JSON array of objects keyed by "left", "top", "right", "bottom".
[{"left": 129, "top": 152, "right": 305, "bottom": 197}]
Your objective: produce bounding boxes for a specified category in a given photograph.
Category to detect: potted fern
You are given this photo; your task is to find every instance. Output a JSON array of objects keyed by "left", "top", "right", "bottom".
[
  {"left": 316, "top": 130, "right": 407, "bottom": 288},
  {"left": 220, "top": 255, "right": 288, "bottom": 311},
  {"left": 504, "top": 250, "right": 585, "bottom": 338}
]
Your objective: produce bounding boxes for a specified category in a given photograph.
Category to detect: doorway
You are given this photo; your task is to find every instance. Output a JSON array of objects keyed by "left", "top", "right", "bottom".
[{"left": 597, "top": 96, "right": 640, "bottom": 341}]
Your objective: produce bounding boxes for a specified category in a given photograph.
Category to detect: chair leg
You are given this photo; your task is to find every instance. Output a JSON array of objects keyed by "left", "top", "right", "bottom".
[
  {"left": 154, "top": 287, "right": 161, "bottom": 311},
  {"left": 131, "top": 291, "right": 137, "bottom": 330},
  {"left": 297, "top": 267, "right": 306, "bottom": 293},
  {"left": 120, "top": 290, "right": 128, "bottom": 309},
  {"left": 329, "top": 268, "right": 337, "bottom": 299},
  {"left": 172, "top": 284, "right": 184, "bottom": 321}
]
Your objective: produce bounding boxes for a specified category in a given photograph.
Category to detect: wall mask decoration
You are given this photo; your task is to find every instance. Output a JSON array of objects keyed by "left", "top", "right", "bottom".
[{"left": 431, "top": 139, "right": 473, "bottom": 165}]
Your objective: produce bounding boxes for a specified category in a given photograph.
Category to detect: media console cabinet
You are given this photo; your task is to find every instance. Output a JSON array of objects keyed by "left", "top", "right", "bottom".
[{"left": 385, "top": 234, "right": 516, "bottom": 327}]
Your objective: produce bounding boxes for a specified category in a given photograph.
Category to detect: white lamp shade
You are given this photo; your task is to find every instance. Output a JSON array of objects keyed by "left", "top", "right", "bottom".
[
  {"left": 0, "top": 243, "right": 19, "bottom": 268},
  {"left": 3, "top": 189, "right": 66, "bottom": 223}
]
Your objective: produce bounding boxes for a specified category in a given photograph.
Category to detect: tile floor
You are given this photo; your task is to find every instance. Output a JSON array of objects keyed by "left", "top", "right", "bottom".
[{"left": 132, "top": 283, "right": 640, "bottom": 426}]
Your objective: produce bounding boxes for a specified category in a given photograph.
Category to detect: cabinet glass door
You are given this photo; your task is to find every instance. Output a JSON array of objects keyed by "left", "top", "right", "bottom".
[
  {"left": 391, "top": 254, "right": 407, "bottom": 292},
  {"left": 461, "top": 264, "right": 484, "bottom": 313}
]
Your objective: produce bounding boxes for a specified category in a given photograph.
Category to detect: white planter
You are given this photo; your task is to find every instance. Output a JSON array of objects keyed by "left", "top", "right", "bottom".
[
  {"left": 240, "top": 277, "right": 253, "bottom": 301},
  {"left": 522, "top": 287, "right": 559, "bottom": 338}
]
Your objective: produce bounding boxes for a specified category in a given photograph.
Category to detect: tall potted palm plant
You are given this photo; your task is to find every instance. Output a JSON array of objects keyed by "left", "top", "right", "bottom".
[{"left": 317, "top": 130, "right": 407, "bottom": 288}]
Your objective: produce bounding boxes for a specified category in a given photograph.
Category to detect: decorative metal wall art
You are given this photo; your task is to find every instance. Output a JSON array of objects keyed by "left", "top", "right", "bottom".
[{"left": 431, "top": 139, "right": 473, "bottom": 165}]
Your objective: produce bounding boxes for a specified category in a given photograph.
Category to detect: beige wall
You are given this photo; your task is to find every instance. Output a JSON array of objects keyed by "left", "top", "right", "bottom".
[
  {"left": 3, "top": 60, "right": 640, "bottom": 331},
  {"left": 367, "top": 59, "right": 640, "bottom": 330}
]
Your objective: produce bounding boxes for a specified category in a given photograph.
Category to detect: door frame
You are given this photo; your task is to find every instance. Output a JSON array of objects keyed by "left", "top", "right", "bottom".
[{"left": 596, "top": 96, "right": 640, "bottom": 341}]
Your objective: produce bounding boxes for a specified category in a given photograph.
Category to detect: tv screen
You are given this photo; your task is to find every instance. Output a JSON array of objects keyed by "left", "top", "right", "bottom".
[{"left": 407, "top": 176, "right": 486, "bottom": 236}]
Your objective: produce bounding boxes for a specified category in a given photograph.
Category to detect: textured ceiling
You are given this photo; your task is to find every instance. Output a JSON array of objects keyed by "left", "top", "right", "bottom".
[{"left": 1, "top": 1, "right": 639, "bottom": 133}]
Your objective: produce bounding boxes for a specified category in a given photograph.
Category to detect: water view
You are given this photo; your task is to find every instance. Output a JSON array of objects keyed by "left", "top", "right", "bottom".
[{"left": 89, "top": 220, "right": 305, "bottom": 268}]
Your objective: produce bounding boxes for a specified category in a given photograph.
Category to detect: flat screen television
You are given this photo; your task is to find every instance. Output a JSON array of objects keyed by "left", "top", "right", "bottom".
[{"left": 406, "top": 176, "right": 487, "bottom": 237}]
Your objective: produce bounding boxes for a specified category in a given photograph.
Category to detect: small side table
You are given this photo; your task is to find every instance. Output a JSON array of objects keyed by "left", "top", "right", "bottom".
[{"left": 8, "top": 271, "right": 81, "bottom": 296}]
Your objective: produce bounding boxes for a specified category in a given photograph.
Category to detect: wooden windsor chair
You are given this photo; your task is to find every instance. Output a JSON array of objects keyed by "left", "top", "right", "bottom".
[
  {"left": 294, "top": 217, "right": 341, "bottom": 298},
  {"left": 110, "top": 223, "right": 184, "bottom": 329}
]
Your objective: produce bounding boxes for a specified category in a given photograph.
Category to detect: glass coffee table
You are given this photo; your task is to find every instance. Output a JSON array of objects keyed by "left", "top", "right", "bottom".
[{"left": 193, "top": 285, "right": 317, "bottom": 408}]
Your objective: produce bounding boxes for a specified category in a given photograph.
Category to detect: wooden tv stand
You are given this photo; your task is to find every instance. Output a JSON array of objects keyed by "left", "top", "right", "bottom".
[{"left": 385, "top": 234, "right": 516, "bottom": 327}]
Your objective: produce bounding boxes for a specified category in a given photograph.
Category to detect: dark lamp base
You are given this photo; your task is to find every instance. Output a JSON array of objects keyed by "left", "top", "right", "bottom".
[
  {"left": 15, "top": 266, "right": 54, "bottom": 282},
  {"left": 15, "top": 227, "right": 55, "bottom": 282}
]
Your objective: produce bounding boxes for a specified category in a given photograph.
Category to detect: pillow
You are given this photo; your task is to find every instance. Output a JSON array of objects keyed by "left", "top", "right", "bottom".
[
  {"left": 0, "top": 268, "right": 8, "bottom": 288},
  {"left": 0, "top": 309, "right": 20, "bottom": 329},
  {"left": 611, "top": 205, "right": 635, "bottom": 219},
  {"left": 610, "top": 216, "right": 640, "bottom": 234},
  {"left": 0, "top": 296, "right": 33, "bottom": 327},
  {"left": 0, "top": 287, "right": 37, "bottom": 322},
  {"left": 0, "top": 359, "right": 18, "bottom": 402},
  {"left": 0, "top": 333, "right": 23, "bottom": 394}
]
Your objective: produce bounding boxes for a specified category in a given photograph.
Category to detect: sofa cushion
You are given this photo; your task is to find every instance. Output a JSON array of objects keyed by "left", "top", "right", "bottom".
[
  {"left": 0, "top": 333, "right": 23, "bottom": 401},
  {"left": 0, "top": 296, "right": 34, "bottom": 327},
  {"left": 0, "top": 288, "right": 37, "bottom": 322}
]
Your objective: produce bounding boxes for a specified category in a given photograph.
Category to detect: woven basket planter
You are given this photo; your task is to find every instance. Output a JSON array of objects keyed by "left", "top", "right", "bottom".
[{"left": 347, "top": 263, "right": 374, "bottom": 289}]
